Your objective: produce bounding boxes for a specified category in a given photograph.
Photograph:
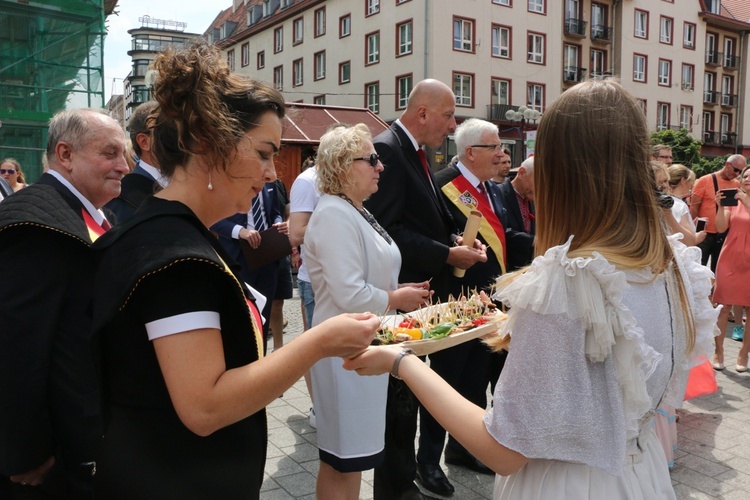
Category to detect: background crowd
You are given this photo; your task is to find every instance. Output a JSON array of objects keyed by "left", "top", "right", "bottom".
[{"left": 0, "top": 40, "right": 741, "bottom": 500}]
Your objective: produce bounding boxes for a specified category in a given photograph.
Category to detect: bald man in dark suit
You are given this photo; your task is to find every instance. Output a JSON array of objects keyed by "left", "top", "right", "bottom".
[{"left": 365, "top": 79, "right": 486, "bottom": 500}]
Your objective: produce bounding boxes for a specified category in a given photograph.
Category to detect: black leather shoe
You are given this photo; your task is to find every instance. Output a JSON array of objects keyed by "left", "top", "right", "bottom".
[
  {"left": 444, "top": 447, "right": 494, "bottom": 475},
  {"left": 416, "top": 463, "right": 454, "bottom": 497}
]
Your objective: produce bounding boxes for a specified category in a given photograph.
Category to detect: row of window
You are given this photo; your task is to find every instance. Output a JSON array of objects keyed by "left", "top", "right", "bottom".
[
  {"left": 650, "top": 103, "right": 734, "bottom": 144},
  {"left": 362, "top": 76, "right": 544, "bottom": 114},
  {"left": 631, "top": 53, "right": 736, "bottom": 98}
]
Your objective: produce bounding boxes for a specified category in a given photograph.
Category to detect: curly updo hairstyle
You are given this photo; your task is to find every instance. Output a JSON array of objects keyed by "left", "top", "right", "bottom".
[{"left": 149, "top": 41, "right": 286, "bottom": 178}]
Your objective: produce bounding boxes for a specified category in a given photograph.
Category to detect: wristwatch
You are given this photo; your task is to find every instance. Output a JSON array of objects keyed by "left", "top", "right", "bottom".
[{"left": 391, "top": 347, "right": 415, "bottom": 380}]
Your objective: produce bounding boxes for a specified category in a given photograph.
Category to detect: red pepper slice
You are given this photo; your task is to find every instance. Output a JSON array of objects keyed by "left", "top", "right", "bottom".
[
  {"left": 472, "top": 317, "right": 489, "bottom": 326},
  {"left": 399, "top": 318, "right": 418, "bottom": 328}
]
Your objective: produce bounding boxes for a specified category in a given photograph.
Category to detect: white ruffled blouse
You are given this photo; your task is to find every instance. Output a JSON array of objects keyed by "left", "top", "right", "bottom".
[{"left": 484, "top": 236, "right": 718, "bottom": 477}]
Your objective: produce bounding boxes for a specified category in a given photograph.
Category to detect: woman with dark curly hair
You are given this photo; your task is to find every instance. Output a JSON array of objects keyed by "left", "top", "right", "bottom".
[{"left": 91, "top": 42, "right": 378, "bottom": 499}]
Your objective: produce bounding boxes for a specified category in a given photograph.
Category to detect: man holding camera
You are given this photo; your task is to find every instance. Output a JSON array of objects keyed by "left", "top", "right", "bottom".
[{"left": 691, "top": 154, "right": 746, "bottom": 271}]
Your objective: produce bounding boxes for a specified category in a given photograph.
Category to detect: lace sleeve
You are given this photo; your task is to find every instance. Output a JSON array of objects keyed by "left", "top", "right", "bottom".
[
  {"left": 487, "top": 237, "right": 664, "bottom": 475},
  {"left": 662, "top": 236, "right": 720, "bottom": 407}
]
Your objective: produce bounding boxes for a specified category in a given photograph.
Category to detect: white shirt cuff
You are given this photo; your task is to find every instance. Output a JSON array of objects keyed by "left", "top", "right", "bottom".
[
  {"left": 145, "top": 311, "right": 221, "bottom": 341},
  {"left": 231, "top": 225, "right": 243, "bottom": 239}
]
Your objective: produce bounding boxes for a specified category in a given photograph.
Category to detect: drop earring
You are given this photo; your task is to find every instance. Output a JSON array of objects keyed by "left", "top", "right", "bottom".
[{"left": 207, "top": 172, "right": 213, "bottom": 191}]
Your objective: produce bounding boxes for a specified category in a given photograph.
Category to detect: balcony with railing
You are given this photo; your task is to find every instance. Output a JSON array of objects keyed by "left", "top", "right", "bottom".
[
  {"left": 590, "top": 25, "right": 612, "bottom": 42},
  {"left": 721, "top": 93, "right": 738, "bottom": 107},
  {"left": 563, "top": 66, "right": 587, "bottom": 83},
  {"left": 705, "top": 50, "right": 722, "bottom": 66},
  {"left": 564, "top": 18, "right": 587, "bottom": 37},
  {"left": 722, "top": 132, "right": 737, "bottom": 146},
  {"left": 487, "top": 104, "right": 517, "bottom": 121},
  {"left": 724, "top": 54, "right": 740, "bottom": 70},
  {"left": 703, "top": 131, "right": 719, "bottom": 144},
  {"left": 703, "top": 90, "right": 719, "bottom": 105}
]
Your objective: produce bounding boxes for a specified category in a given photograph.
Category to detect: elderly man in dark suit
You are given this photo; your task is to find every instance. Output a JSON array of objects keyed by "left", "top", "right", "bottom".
[
  {"left": 105, "top": 101, "right": 165, "bottom": 222},
  {"left": 0, "top": 108, "right": 128, "bottom": 498},
  {"left": 365, "top": 79, "right": 486, "bottom": 499},
  {"left": 211, "top": 182, "right": 285, "bottom": 348},
  {"left": 494, "top": 156, "right": 536, "bottom": 271},
  {"left": 433, "top": 118, "right": 510, "bottom": 477}
]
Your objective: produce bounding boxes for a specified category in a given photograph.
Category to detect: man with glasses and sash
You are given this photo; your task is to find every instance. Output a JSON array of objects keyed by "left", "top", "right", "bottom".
[
  {"left": 691, "top": 154, "right": 747, "bottom": 271},
  {"left": 430, "top": 118, "right": 508, "bottom": 478}
]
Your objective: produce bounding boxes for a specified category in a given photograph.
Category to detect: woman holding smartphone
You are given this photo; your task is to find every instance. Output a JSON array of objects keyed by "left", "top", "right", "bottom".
[{"left": 713, "top": 167, "right": 750, "bottom": 372}]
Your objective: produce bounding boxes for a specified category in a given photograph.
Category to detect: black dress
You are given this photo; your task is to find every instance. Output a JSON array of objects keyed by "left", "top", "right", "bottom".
[{"left": 92, "top": 197, "right": 266, "bottom": 499}]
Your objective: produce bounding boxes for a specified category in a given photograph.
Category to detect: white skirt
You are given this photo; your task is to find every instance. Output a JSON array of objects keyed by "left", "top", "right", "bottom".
[
  {"left": 311, "top": 356, "right": 388, "bottom": 460},
  {"left": 493, "top": 427, "right": 675, "bottom": 500}
]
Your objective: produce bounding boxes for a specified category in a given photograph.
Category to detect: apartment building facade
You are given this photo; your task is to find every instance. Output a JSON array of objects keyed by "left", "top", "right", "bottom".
[
  {"left": 210, "top": 0, "right": 750, "bottom": 165},
  {"left": 124, "top": 17, "right": 202, "bottom": 121}
]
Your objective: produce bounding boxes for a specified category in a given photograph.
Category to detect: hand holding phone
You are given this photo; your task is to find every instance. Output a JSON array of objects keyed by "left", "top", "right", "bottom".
[{"left": 695, "top": 218, "right": 707, "bottom": 232}]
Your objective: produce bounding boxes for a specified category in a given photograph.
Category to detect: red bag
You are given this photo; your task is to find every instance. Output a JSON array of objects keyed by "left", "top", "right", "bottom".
[{"left": 683, "top": 361, "right": 718, "bottom": 400}]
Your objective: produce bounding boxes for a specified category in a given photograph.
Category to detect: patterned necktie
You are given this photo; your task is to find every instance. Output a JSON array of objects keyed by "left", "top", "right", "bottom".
[
  {"left": 477, "top": 183, "right": 490, "bottom": 204},
  {"left": 519, "top": 197, "right": 531, "bottom": 233},
  {"left": 251, "top": 196, "right": 266, "bottom": 231}
]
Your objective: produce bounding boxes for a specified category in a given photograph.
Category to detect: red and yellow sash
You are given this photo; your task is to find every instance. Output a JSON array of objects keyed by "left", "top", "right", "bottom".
[
  {"left": 81, "top": 209, "right": 105, "bottom": 242},
  {"left": 215, "top": 253, "right": 265, "bottom": 359},
  {"left": 442, "top": 176, "right": 506, "bottom": 273}
]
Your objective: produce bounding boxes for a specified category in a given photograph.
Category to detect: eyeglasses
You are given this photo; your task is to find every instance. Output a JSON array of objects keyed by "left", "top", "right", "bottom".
[
  {"left": 732, "top": 166, "right": 744, "bottom": 174},
  {"left": 0, "top": 169, "right": 16, "bottom": 175},
  {"left": 353, "top": 153, "right": 380, "bottom": 167},
  {"left": 471, "top": 144, "right": 504, "bottom": 152}
]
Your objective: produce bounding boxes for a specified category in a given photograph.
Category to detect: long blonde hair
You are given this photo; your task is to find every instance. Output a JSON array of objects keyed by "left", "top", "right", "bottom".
[{"left": 497, "top": 80, "right": 695, "bottom": 352}]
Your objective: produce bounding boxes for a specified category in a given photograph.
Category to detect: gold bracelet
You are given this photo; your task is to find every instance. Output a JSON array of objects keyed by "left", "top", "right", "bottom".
[{"left": 391, "top": 347, "right": 415, "bottom": 379}]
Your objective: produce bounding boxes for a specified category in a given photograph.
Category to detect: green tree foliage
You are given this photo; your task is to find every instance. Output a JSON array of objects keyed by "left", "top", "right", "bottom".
[{"left": 649, "top": 128, "right": 728, "bottom": 178}]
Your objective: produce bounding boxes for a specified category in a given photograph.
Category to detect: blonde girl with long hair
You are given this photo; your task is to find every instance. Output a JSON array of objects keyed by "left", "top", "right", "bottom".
[{"left": 345, "top": 79, "right": 718, "bottom": 499}]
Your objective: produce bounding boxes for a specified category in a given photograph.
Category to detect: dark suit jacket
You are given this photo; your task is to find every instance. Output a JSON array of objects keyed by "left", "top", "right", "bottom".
[
  {"left": 434, "top": 166, "right": 505, "bottom": 295},
  {"left": 494, "top": 180, "right": 535, "bottom": 270},
  {"left": 365, "top": 123, "right": 458, "bottom": 300},
  {"left": 104, "top": 163, "right": 158, "bottom": 223},
  {"left": 0, "top": 174, "right": 101, "bottom": 491},
  {"left": 211, "top": 183, "right": 283, "bottom": 281},
  {"left": 211, "top": 183, "right": 283, "bottom": 335}
]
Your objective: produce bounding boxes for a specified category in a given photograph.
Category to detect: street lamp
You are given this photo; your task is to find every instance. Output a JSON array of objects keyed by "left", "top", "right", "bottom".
[{"left": 504, "top": 106, "right": 542, "bottom": 160}]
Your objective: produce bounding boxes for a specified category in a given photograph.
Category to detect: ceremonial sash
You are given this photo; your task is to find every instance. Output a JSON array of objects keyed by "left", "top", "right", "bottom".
[
  {"left": 215, "top": 252, "right": 265, "bottom": 359},
  {"left": 81, "top": 209, "right": 105, "bottom": 242},
  {"left": 442, "top": 176, "right": 506, "bottom": 273}
]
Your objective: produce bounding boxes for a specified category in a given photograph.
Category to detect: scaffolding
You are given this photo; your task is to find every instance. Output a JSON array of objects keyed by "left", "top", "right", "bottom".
[{"left": 0, "top": 0, "right": 117, "bottom": 182}]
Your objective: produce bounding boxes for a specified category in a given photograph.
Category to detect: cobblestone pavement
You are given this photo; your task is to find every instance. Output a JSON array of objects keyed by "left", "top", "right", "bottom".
[{"left": 262, "top": 292, "right": 750, "bottom": 499}]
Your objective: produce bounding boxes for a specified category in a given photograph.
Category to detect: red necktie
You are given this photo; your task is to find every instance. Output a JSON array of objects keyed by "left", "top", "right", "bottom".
[
  {"left": 519, "top": 198, "right": 531, "bottom": 233},
  {"left": 417, "top": 149, "right": 431, "bottom": 179},
  {"left": 101, "top": 218, "right": 112, "bottom": 231},
  {"left": 477, "top": 183, "right": 490, "bottom": 204},
  {"left": 478, "top": 182, "right": 495, "bottom": 214}
]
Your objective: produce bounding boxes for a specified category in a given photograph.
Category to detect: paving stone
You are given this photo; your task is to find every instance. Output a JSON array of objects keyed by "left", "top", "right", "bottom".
[
  {"left": 273, "top": 471, "right": 317, "bottom": 498},
  {"left": 260, "top": 294, "right": 750, "bottom": 499}
]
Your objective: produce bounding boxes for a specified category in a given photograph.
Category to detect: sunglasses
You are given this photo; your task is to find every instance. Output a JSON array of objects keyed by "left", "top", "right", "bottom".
[
  {"left": 353, "top": 153, "right": 380, "bottom": 167},
  {"left": 732, "top": 166, "right": 744, "bottom": 174},
  {"left": 0, "top": 169, "right": 16, "bottom": 175}
]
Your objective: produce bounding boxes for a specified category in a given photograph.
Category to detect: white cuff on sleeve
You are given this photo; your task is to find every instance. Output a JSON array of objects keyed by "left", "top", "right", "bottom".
[{"left": 145, "top": 311, "right": 221, "bottom": 341}]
